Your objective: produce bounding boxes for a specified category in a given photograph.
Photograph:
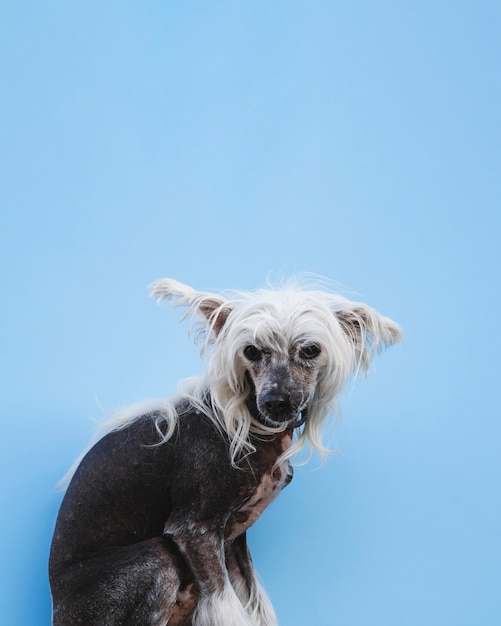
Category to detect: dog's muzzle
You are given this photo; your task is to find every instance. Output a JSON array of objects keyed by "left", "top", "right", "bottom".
[{"left": 256, "top": 390, "right": 308, "bottom": 430}]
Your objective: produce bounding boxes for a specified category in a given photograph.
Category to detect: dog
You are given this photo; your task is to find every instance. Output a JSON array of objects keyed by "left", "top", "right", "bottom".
[{"left": 49, "top": 277, "right": 402, "bottom": 625}]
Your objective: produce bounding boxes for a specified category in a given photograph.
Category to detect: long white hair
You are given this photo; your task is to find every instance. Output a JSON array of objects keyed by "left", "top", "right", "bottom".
[{"left": 145, "top": 277, "right": 402, "bottom": 466}]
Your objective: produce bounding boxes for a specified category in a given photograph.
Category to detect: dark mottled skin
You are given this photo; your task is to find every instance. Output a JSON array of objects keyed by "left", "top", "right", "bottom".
[{"left": 49, "top": 405, "right": 293, "bottom": 625}]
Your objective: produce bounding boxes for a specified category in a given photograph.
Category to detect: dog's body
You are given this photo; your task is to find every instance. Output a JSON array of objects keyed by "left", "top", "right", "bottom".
[{"left": 49, "top": 278, "right": 401, "bottom": 625}]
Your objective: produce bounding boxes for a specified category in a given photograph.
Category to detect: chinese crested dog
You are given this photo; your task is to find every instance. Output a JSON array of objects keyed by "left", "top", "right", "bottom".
[{"left": 49, "top": 277, "right": 401, "bottom": 625}]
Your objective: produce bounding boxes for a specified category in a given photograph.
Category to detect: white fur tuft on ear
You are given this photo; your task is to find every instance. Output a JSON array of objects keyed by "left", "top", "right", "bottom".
[
  {"left": 149, "top": 278, "right": 232, "bottom": 336},
  {"left": 333, "top": 302, "right": 402, "bottom": 372}
]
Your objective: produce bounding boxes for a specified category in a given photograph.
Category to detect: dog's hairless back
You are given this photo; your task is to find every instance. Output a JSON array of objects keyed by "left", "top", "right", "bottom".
[{"left": 49, "top": 402, "right": 292, "bottom": 625}]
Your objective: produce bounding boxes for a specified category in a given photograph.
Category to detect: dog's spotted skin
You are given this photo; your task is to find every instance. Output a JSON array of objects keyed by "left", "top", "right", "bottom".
[{"left": 50, "top": 409, "right": 292, "bottom": 625}]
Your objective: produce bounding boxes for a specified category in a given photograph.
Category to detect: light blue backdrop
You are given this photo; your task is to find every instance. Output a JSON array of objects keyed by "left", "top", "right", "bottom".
[{"left": 1, "top": 2, "right": 499, "bottom": 625}]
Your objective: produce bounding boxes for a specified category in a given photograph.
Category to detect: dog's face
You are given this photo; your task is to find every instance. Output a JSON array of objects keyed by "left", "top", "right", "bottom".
[
  {"left": 210, "top": 292, "right": 353, "bottom": 432},
  {"left": 241, "top": 339, "right": 323, "bottom": 429},
  {"left": 149, "top": 277, "right": 402, "bottom": 441}
]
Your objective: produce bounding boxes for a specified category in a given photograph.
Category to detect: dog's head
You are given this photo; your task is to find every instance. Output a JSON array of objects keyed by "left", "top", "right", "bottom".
[{"left": 150, "top": 277, "right": 402, "bottom": 460}]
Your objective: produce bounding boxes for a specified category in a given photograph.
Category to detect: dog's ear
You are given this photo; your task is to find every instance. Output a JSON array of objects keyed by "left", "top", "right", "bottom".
[
  {"left": 333, "top": 302, "right": 402, "bottom": 371},
  {"left": 149, "top": 278, "right": 232, "bottom": 335}
]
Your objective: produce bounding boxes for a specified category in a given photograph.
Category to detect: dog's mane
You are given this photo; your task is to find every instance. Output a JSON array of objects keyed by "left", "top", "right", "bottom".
[{"left": 61, "top": 278, "right": 401, "bottom": 484}]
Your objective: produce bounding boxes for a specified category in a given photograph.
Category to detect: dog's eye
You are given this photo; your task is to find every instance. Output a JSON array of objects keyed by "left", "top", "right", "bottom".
[
  {"left": 299, "top": 344, "right": 321, "bottom": 359},
  {"left": 244, "top": 345, "right": 262, "bottom": 361}
]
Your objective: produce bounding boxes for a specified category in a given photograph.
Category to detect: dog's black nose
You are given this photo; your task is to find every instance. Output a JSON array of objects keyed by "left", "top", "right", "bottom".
[{"left": 262, "top": 391, "right": 291, "bottom": 417}]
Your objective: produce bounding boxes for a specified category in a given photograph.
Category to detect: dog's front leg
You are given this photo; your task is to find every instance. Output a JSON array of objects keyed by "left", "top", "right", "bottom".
[
  {"left": 164, "top": 519, "right": 253, "bottom": 626},
  {"left": 226, "top": 533, "right": 278, "bottom": 626}
]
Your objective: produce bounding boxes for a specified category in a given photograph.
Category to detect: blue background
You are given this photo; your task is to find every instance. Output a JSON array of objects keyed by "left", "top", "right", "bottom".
[{"left": 1, "top": 2, "right": 500, "bottom": 625}]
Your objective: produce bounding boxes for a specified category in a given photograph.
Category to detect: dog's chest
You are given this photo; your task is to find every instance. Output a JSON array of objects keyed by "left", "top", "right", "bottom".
[{"left": 225, "top": 460, "right": 292, "bottom": 541}]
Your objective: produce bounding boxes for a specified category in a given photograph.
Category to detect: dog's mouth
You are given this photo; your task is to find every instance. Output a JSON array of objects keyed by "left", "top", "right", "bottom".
[{"left": 257, "top": 408, "right": 308, "bottom": 430}]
